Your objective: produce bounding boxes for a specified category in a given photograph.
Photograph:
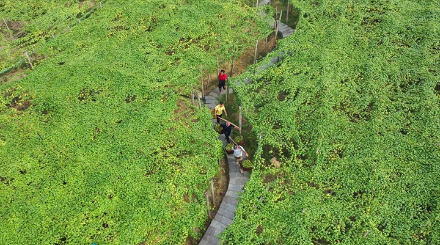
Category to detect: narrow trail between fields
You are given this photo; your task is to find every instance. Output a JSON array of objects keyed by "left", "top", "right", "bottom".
[{"left": 198, "top": 1, "right": 295, "bottom": 244}]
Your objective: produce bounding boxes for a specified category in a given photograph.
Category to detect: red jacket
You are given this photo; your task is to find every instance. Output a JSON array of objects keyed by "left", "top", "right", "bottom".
[{"left": 218, "top": 73, "right": 227, "bottom": 82}]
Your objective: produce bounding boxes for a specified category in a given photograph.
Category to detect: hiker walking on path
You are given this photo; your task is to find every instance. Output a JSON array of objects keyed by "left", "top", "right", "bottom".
[
  {"left": 218, "top": 69, "right": 228, "bottom": 94},
  {"left": 214, "top": 102, "right": 228, "bottom": 124},
  {"left": 220, "top": 121, "right": 239, "bottom": 143},
  {"left": 232, "top": 144, "right": 248, "bottom": 169}
]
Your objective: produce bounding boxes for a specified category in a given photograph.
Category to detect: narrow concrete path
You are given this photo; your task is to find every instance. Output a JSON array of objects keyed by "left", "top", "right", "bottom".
[
  {"left": 199, "top": 88, "right": 251, "bottom": 245},
  {"left": 199, "top": 2, "right": 295, "bottom": 244},
  {"left": 276, "top": 21, "right": 295, "bottom": 38},
  {"left": 259, "top": 0, "right": 296, "bottom": 38},
  {"left": 257, "top": 0, "right": 271, "bottom": 6}
]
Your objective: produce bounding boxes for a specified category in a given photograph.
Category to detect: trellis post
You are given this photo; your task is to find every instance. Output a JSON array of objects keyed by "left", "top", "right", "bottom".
[
  {"left": 265, "top": 36, "right": 268, "bottom": 54},
  {"left": 3, "top": 18, "right": 10, "bottom": 31},
  {"left": 210, "top": 179, "right": 215, "bottom": 207},
  {"left": 197, "top": 91, "right": 202, "bottom": 109},
  {"left": 226, "top": 84, "right": 228, "bottom": 102},
  {"left": 200, "top": 66, "right": 204, "bottom": 98},
  {"left": 254, "top": 39, "right": 259, "bottom": 64},
  {"left": 25, "top": 52, "right": 33, "bottom": 69},
  {"left": 191, "top": 84, "right": 195, "bottom": 105},
  {"left": 205, "top": 193, "right": 211, "bottom": 219},
  {"left": 208, "top": 74, "right": 211, "bottom": 91},
  {"left": 239, "top": 106, "right": 242, "bottom": 135},
  {"left": 275, "top": 7, "right": 278, "bottom": 43},
  {"left": 230, "top": 56, "right": 235, "bottom": 77},
  {"left": 216, "top": 54, "right": 219, "bottom": 75}
]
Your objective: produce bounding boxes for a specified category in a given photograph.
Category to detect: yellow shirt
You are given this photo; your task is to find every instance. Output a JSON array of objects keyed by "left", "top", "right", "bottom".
[{"left": 215, "top": 105, "right": 226, "bottom": 115}]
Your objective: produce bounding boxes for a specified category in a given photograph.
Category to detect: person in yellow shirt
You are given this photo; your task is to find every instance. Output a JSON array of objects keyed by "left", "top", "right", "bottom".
[{"left": 214, "top": 102, "right": 228, "bottom": 124}]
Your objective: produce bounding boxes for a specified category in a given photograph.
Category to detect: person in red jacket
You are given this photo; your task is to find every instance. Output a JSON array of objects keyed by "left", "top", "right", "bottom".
[{"left": 218, "top": 69, "right": 227, "bottom": 94}]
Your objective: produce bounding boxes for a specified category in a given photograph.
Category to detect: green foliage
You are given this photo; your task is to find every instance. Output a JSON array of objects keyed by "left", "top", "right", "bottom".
[
  {"left": 226, "top": 143, "right": 235, "bottom": 149},
  {"left": 224, "top": 0, "right": 440, "bottom": 244},
  {"left": 0, "top": 0, "right": 271, "bottom": 244},
  {"left": 242, "top": 159, "right": 252, "bottom": 168},
  {"left": 234, "top": 135, "right": 244, "bottom": 142},
  {"left": 0, "top": 0, "right": 100, "bottom": 70}
]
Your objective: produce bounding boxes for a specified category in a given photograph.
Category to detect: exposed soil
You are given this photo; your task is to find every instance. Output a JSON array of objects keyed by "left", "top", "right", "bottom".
[{"left": 1, "top": 67, "right": 28, "bottom": 83}]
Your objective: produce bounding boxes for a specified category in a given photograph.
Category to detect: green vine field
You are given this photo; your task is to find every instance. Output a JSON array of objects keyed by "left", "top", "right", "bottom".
[
  {"left": 0, "top": 0, "right": 271, "bottom": 244},
  {"left": 225, "top": 0, "right": 440, "bottom": 244},
  {"left": 0, "top": 0, "right": 101, "bottom": 71}
]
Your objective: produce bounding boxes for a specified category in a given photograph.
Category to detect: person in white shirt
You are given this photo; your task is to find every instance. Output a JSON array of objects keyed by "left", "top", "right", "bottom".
[{"left": 232, "top": 144, "right": 248, "bottom": 166}]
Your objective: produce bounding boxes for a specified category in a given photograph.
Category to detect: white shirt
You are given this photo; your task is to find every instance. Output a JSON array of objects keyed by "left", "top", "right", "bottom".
[{"left": 232, "top": 146, "right": 245, "bottom": 157}]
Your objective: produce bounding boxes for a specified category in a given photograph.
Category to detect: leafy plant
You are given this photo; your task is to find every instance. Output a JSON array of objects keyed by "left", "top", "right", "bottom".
[
  {"left": 242, "top": 159, "right": 252, "bottom": 168},
  {"left": 223, "top": 0, "right": 440, "bottom": 244},
  {"left": 0, "top": 0, "right": 271, "bottom": 244},
  {"left": 234, "top": 135, "right": 243, "bottom": 142}
]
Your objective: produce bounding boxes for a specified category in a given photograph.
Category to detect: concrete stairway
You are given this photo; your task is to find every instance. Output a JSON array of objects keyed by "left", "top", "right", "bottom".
[
  {"left": 259, "top": 0, "right": 295, "bottom": 38},
  {"left": 198, "top": 1, "right": 295, "bottom": 243},
  {"left": 199, "top": 89, "right": 251, "bottom": 245}
]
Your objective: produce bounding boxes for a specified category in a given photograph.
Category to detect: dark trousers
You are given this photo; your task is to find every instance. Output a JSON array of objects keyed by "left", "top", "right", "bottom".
[
  {"left": 224, "top": 132, "right": 230, "bottom": 143},
  {"left": 219, "top": 80, "right": 226, "bottom": 89},
  {"left": 216, "top": 114, "right": 222, "bottom": 124}
]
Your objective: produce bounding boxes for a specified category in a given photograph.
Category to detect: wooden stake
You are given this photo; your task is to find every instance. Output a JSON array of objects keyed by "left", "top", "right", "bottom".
[
  {"left": 226, "top": 84, "right": 228, "bottom": 103},
  {"left": 265, "top": 36, "right": 268, "bottom": 54},
  {"left": 286, "top": 1, "right": 290, "bottom": 23},
  {"left": 216, "top": 54, "right": 219, "bottom": 75},
  {"left": 210, "top": 180, "right": 215, "bottom": 207},
  {"left": 25, "top": 52, "right": 33, "bottom": 69},
  {"left": 197, "top": 91, "right": 202, "bottom": 109},
  {"left": 218, "top": 117, "right": 240, "bottom": 129},
  {"left": 100, "top": 2, "right": 102, "bottom": 8},
  {"left": 205, "top": 193, "right": 211, "bottom": 219},
  {"left": 275, "top": 8, "right": 278, "bottom": 43},
  {"left": 191, "top": 84, "right": 194, "bottom": 105},
  {"left": 278, "top": 11, "right": 283, "bottom": 40},
  {"left": 254, "top": 39, "right": 259, "bottom": 64},
  {"left": 256, "top": 0, "right": 259, "bottom": 7},
  {"left": 363, "top": 230, "right": 370, "bottom": 237},
  {"left": 200, "top": 66, "right": 204, "bottom": 98},
  {"left": 239, "top": 106, "right": 242, "bottom": 135},
  {"left": 229, "top": 136, "right": 238, "bottom": 145},
  {"left": 230, "top": 56, "right": 235, "bottom": 77},
  {"left": 78, "top": 19, "right": 81, "bottom": 23},
  {"left": 3, "top": 18, "right": 10, "bottom": 31}
]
